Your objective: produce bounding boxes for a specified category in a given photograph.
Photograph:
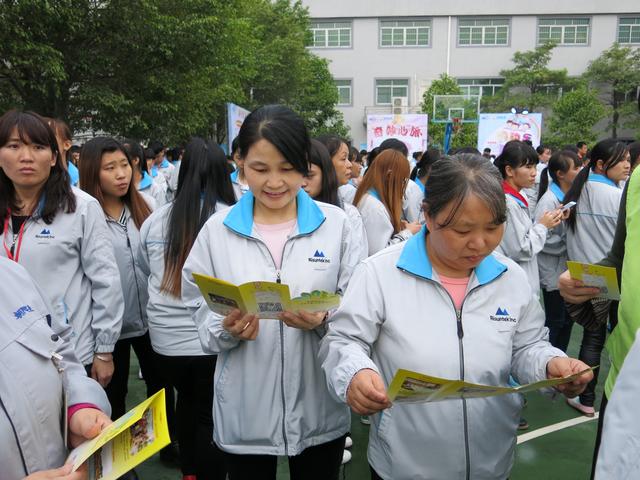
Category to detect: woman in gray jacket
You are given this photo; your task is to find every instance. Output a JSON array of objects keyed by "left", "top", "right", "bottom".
[
  {"left": 0, "top": 110, "right": 123, "bottom": 387},
  {"left": 0, "top": 256, "right": 112, "bottom": 480},
  {"left": 320, "top": 154, "right": 592, "bottom": 480}
]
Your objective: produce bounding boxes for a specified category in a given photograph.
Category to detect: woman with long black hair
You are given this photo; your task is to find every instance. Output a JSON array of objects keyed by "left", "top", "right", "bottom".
[{"left": 138, "top": 137, "right": 235, "bottom": 480}]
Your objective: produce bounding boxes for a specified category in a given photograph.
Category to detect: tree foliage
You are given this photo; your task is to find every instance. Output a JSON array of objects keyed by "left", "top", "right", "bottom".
[
  {"left": 0, "top": 0, "right": 348, "bottom": 143},
  {"left": 546, "top": 86, "right": 606, "bottom": 147},
  {"left": 483, "top": 42, "right": 574, "bottom": 113},
  {"left": 420, "top": 74, "right": 478, "bottom": 150},
  {"left": 584, "top": 43, "right": 640, "bottom": 138}
]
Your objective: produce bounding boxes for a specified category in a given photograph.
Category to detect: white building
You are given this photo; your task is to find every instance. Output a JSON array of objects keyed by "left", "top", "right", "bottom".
[{"left": 302, "top": 0, "right": 640, "bottom": 147}]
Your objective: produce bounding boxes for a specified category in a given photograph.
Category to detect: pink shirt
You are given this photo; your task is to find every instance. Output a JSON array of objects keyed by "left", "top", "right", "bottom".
[
  {"left": 439, "top": 274, "right": 470, "bottom": 310},
  {"left": 254, "top": 219, "right": 297, "bottom": 269}
]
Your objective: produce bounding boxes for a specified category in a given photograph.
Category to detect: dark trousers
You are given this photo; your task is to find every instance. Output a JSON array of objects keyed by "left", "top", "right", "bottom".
[
  {"left": 577, "top": 302, "right": 618, "bottom": 407},
  {"left": 224, "top": 434, "right": 346, "bottom": 480},
  {"left": 590, "top": 394, "right": 609, "bottom": 480},
  {"left": 105, "top": 332, "right": 164, "bottom": 419},
  {"left": 160, "top": 354, "right": 226, "bottom": 480},
  {"left": 542, "top": 289, "right": 573, "bottom": 352}
]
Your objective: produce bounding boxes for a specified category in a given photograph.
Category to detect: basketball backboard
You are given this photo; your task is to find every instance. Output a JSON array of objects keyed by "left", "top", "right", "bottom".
[{"left": 432, "top": 95, "right": 480, "bottom": 124}]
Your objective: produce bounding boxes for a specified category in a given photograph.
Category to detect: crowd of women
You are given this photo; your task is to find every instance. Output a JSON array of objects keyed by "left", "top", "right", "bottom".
[{"left": 2, "top": 104, "right": 639, "bottom": 480}]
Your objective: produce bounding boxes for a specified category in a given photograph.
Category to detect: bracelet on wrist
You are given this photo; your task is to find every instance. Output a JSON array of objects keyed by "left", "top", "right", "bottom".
[{"left": 94, "top": 354, "right": 112, "bottom": 362}]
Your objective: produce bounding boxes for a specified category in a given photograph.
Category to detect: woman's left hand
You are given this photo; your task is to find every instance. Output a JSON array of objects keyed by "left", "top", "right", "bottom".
[
  {"left": 546, "top": 357, "right": 594, "bottom": 398},
  {"left": 279, "top": 311, "right": 326, "bottom": 330},
  {"left": 69, "top": 408, "right": 112, "bottom": 448}
]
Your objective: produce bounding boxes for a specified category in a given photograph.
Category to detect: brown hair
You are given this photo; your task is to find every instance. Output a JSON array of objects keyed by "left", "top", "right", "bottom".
[
  {"left": 79, "top": 137, "right": 151, "bottom": 229},
  {"left": 354, "top": 149, "right": 409, "bottom": 234}
]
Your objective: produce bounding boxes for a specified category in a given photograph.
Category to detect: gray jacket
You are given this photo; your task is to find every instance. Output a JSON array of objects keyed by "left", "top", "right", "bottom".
[
  {"left": 567, "top": 174, "right": 622, "bottom": 264},
  {"left": 0, "top": 257, "right": 110, "bottom": 479},
  {"left": 357, "top": 193, "right": 413, "bottom": 256},
  {"left": 320, "top": 228, "right": 564, "bottom": 480},
  {"left": 0, "top": 188, "right": 124, "bottom": 365},
  {"left": 534, "top": 185, "right": 566, "bottom": 291},
  {"left": 105, "top": 207, "right": 149, "bottom": 340},
  {"left": 496, "top": 194, "right": 547, "bottom": 294},
  {"left": 138, "top": 201, "right": 231, "bottom": 356},
  {"left": 181, "top": 190, "right": 359, "bottom": 456}
]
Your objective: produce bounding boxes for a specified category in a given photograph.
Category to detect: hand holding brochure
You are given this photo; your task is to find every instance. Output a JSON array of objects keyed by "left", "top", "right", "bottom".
[
  {"left": 387, "top": 367, "right": 597, "bottom": 404},
  {"left": 192, "top": 272, "right": 340, "bottom": 319},
  {"left": 67, "top": 389, "right": 170, "bottom": 480},
  {"left": 567, "top": 261, "right": 620, "bottom": 300}
]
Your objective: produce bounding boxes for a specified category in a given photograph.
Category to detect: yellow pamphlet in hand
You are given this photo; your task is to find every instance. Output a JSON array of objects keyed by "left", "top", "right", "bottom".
[
  {"left": 67, "top": 389, "right": 170, "bottom": 480},
  {"left": 387, "top": 367, "right": 597, "bottom": 404},
  {"left": 192, "top": 272, "right": 341, "bottom": 319},
  {"left": 567, "top": 261, "right": 620, "bottom": 300}
]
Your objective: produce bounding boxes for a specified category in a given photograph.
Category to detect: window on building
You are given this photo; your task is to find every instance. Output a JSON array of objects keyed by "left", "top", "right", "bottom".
[
  {"left": 457, "top": 78, "right": 504, "bottom": 97},
  {"left": 310, "top": 21, "right": 352, "bottom": 48},
  {"left": 618, "top": 17, "right": 640, "bottom": 44},
  {"left": 458, "top": 18, "right": 509, "bottom": 46},
  {"left": 375, "top": 79, "right": 409, "bottom": 105},
  {"left": 538, "top": 18, "right": 590, "bottom": 45},
  {"left": 380, "top": 19, "right": 431, "bottom": 47},
  {"left": 335, "top": 80, "right": 352, "bottom": 105}
]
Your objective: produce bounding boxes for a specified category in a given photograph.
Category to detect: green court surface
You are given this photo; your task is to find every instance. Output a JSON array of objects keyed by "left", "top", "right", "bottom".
[{"left": 128, "top": 327, "right": 608, "bottom": 480}]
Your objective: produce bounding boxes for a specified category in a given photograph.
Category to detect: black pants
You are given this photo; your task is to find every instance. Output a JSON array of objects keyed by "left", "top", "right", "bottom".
[
  {"left": 105, "top": 332, "right": 164, "bottom": 419},
  {"left": 577, "top": 302, "right": 618, "bottom": 407},
  {"left": 590, "top": 393, "right": 609, "bottom": 480},
  {"left": 224, "top": 434, "right": 346, "bottom": 480},
  {"left": 542, "top": 289, "right": 573, "bottom": 352},
  {"left": 160, "top": 354, "right": 226, "bottom": 480}
]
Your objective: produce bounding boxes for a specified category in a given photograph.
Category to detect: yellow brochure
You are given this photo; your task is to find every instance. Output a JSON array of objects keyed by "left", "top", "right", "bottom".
[
  {"left": 387, "top": 367, "right": 596, "bottom": 404},
  {"left": 67, "top": 389, "right": 170, "bottom": 479},
  {"left": 192, "top": 272, "right": 341, "bottom": 319},
  {"left": 567, "top": 261, "right": 620, "bottom": 300}
]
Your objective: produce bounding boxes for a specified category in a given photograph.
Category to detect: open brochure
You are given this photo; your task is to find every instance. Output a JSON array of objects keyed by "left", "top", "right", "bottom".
[
  {"left": 567, "top": 261, "right": 620, "bottom": 300},
  {"left": 192, "top": 272, "right": 341, "bottom": 319},
  {"left": 67, "top": 389, "right": 170, "bottom": 480},
  {"left": 387, "top": 367, "right": 597, "bottom": 404}
]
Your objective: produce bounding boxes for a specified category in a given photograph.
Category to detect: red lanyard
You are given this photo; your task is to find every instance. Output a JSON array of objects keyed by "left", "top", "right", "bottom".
[{"left": 3, "top": 210, "right": 29, "bottom": 262}]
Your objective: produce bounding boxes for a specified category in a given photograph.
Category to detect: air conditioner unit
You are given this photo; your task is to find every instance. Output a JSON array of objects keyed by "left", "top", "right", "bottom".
[{"left": 392, "top": 96, "right": 408, "bottom": 114}]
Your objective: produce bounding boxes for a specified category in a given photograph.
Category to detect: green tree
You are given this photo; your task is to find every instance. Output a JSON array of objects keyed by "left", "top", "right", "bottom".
[
  {"left": 420, "top": 73, "right": 478, "bottom": 150},
  {"left": 483, "top": 42, "right": 573, "bottom": 113},
  {"left": 546, "top": 86, "right": 606, "bottom": 146},
  {"left": 584, "top": 43, "right": 640, "bottom": 138}
]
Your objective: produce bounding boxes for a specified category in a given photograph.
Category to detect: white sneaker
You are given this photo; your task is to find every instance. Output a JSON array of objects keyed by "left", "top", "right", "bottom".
[
  {"left": 341, "top": 449, "right": 352, "bottom": 465},
  {"left": 360, "top": 415, "right": 371, "bottom": 425},
  {"left": 344, "top": 436, "right": 353, "bottom": 448},
  {"left": 137, "top": 368, "right": 143, "bottom": 380}
]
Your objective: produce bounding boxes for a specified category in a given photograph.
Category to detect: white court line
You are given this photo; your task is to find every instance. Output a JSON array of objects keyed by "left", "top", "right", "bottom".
[{"left": 517, "top": 413, "right": 599, "bottom": 445}]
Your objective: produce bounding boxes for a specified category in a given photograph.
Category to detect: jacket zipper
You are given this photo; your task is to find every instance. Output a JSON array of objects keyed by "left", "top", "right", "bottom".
[
  {"left": 398, "top": 267, "right": 505, "bottom": 480},
  {"left": 125, "top": 232, "right": 145, "bottom": 332}
]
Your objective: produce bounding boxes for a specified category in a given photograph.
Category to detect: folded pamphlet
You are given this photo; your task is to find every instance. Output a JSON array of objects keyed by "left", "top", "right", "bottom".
[
  {"left": 192, "top": 272, "right": 341, "bottom": 319},
  {"left": 567, "top": 261, "right": 620, "bottom": 301}
]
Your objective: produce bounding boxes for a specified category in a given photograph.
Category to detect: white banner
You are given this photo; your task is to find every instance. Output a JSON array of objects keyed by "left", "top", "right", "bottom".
[
  {"left": 366, "top": 114, "right": 428, "bottom": 155},
  {"left": 227, "top": 102, "right": 251, "bottom": 153},
  {"left": 477, "top": 113, "right": 543, "bottom": 157}
]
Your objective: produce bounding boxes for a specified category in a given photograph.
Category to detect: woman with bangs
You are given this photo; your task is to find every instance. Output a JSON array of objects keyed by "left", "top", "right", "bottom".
[
  {"left": 0, "top": 110, "right": 123, "bottom": 387},
  {"left": 494, "top": 141, "right": 563, "bottom": 294},
  {"left": 320, "top": 153, "right": 592, "bottom": 480},
  {"left": 181, "top": 105, "right": 359, "bottom": 480},
  {"left": 563, "top": 138, "right": 631, "bottom": 417},
  {"left": 78, "top": 137, "right": 165, "bottom": 427},
  {"left": 354, "top": 149, "right": 421, "bottom": 256},
  {"left": 534, "top": 149, "right": 583, "bottom": 351},
  {"left": 123, "top": 139, "right": 165, "bottom": 208}
]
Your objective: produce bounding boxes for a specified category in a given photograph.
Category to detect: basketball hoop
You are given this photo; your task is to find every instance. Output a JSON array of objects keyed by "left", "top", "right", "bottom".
[{"left": 452, "top": 117, "right": 462, "bottom": 134}]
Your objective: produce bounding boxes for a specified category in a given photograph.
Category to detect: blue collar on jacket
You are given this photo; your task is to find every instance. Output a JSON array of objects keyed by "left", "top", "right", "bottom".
[
  {"left": 67, "top": 162, "right": 79, "bottom": 186},
  {"left": 160, "top": 158, "right": 170, "bottom": 168},
  {"left": 368, "top": 189, "right": 381, "bottom": 201},
  {"left": 230, "top": 169, "right": 239, "bottom": 183},
  {"left": 413, "top": 178, "right": 426, "bottom": 193},
  {"left": 589, "top": 172, "right": 618, "bottom": 188},
  {"left": 138, "top": 171, "right": 153, "bottom": 190},
  {"left": 151, "top": 165, "right": 158, "bottom": 177},
  {"left": 396, "top": 226, "right": 507, "bottom": 285},
  {"left": 506, "top": 193, "right": 527, "bottom": 208},
  {"left": 223, "top": 189, "right": 325, "bottom": 238},
  {"left": 550, "top": 182, "right": 564, "bottom": 202}
]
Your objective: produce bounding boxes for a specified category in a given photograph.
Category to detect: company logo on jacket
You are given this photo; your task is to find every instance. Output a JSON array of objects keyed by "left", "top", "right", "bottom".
[
  {"left": 35, "top": 228, "right": 55, "bottom": 239},
  {"left": 308, "top": 250, "right": 330, "bottom": 264},
  {"left": 490, "top": 307, "right": 517, "bottom": 323},
  {"left": 13, "top": 305, "right": 34, "bottom": 319}
]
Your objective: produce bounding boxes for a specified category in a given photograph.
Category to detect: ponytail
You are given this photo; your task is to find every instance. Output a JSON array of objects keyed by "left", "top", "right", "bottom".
[
  {"left": 564, "top": 165, "right": 590, "bottom": 232},
  {"left": 537, "top": 167, "right": 550, "bottom": 201}
]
